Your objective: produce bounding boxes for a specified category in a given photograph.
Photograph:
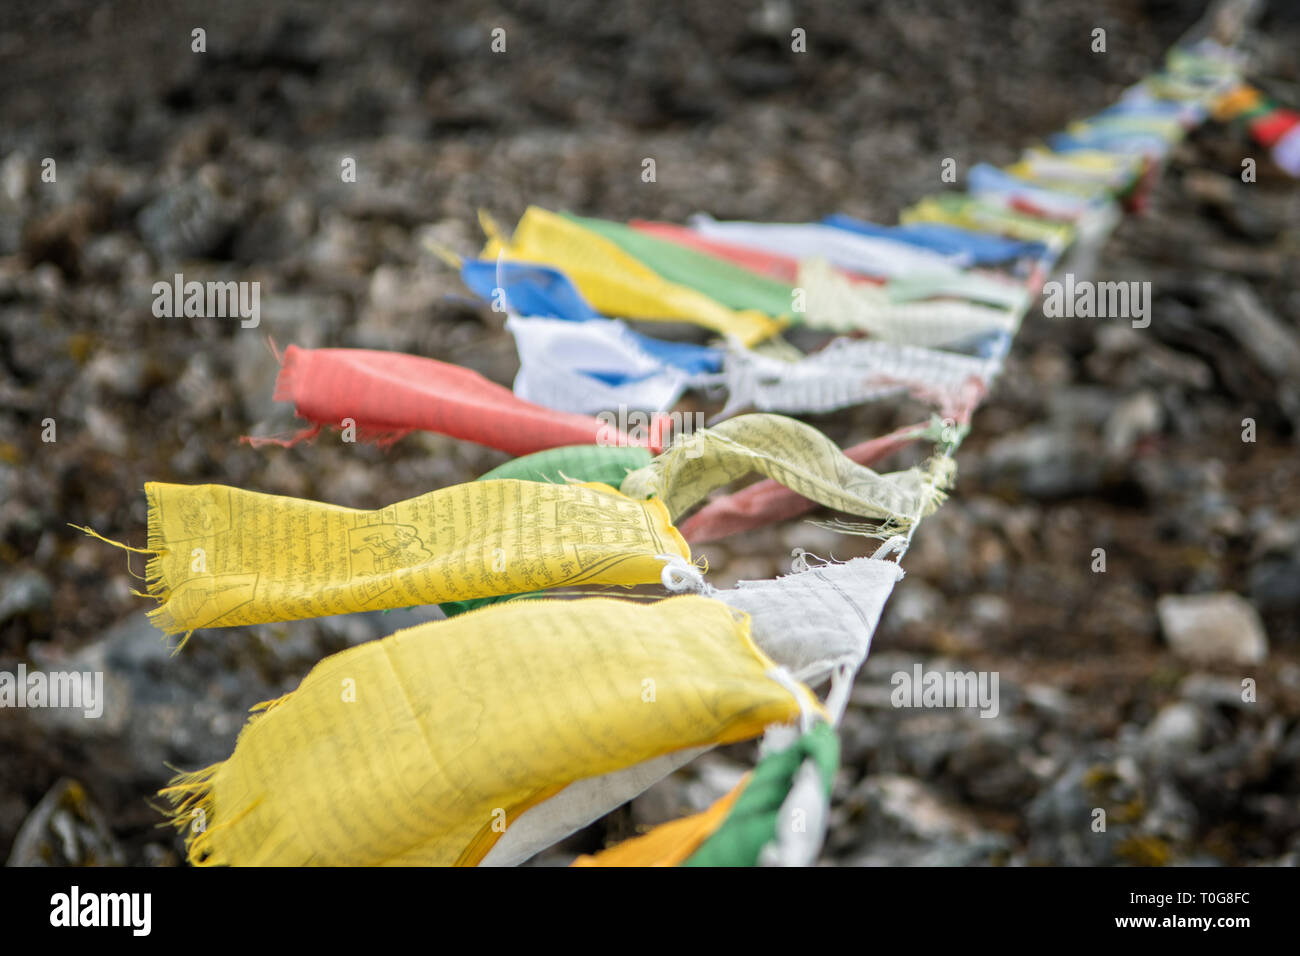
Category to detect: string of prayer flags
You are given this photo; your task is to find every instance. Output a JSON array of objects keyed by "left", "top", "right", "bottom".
[
  {"left": 678, "top": 424, "right": 927, "bottom": 544},
  {"left": 968, "top": 162, "right": 1112, "bottom": 221},
  {"left": 160, "top": 595, "right": 816, "bottom": 866},
  {"left": 805, "top": 256, "right": 1031, "bottom": 313},
  {"left": 901, "top": 194, "right": 1076, "bottom": 247},
  {"left": 479, "top": 206, "right": 785, "bottom": 346},
  {"left": 247, "top": 344, "right": 662, "bottom": 456},
  {"left": 1106, "top": 80, "right": 1210, "bottom": 126},
  {"left": 1211, "top": 82, "right": 1300, "bottom": 175},
  {"left": 1046, "top": 117, "right": 1184, "bottom": 158},
  {"left": 619, "top": 412, "right": 953, "bottom": 531},
  {"left": 133, "top": 478, "right": 688, "bottom": 635},
  {"left": 1005, "top": 147, "right": 1145, "bottom": 193},
  {"left": 134, "top": 15, "right": 1271, "bottom": 870}
]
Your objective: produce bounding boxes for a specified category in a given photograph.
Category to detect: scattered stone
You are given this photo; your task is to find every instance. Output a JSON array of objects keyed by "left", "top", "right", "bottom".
[
  {"left": 1157, "top": 592, "right": 1269, "bottom": 665},
  {"left": 5, "top": 778, "right": 124, "bottom": 866}
]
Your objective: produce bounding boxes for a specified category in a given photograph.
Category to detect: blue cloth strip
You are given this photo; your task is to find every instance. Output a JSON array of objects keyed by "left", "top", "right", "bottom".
[
  {"left": 460, "top": 259, "right": 723, "bottom": 375},
  {"left": 822, "top": 214, "right": 1048, "bottom": 265}
]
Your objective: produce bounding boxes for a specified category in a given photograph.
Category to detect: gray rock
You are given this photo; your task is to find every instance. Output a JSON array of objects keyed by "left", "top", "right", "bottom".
[
  {"left": 1157, "top": 592, "right": 1269, "bottom": 664},
  {"left": 982, "top": 425, "right": 1105, "bottom": 499},
  {"left": 6, "top": 778, "right": 125, "bottom": 866},
  {"left": 837, "top": 774, "right": 1010, "bottom": 866},
  {"left": 1179, "top": 673, "right": 1256, "bottom": 711},
  {"left": 1140, "top": 703, "right": 1204, "bottom": 764},
  {"left": 1103, "top": 390, "right": 1164, "bottom": 460},
  {"left": 0, "top": 569, "right": 52, "bottom": 624}
]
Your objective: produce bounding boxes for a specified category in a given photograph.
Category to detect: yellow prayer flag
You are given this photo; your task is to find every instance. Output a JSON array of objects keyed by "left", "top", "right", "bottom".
[
  {"left": 139, "top": 479, "right": 688, "bottom": 635},
  {"left": 481, "top": 206, "right": 785, "bottom": 347},
  {"left": 161, "top": 596, "right": 814, "bottom": 866}
]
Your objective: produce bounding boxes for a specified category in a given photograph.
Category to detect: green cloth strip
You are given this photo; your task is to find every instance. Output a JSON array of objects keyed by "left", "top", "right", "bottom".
[
  {"left": 684, "top": 721, "right": 839, "bottom": 867},
  {"left": 564, "top": 213, "right": 794, "bottom": 318}
]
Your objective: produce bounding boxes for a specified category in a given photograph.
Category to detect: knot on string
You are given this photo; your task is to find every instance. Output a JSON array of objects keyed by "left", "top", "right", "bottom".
[
  {"left": 657, "top": 554, "right": 709, "bottom": 594},
  {"left": 790, "top": 547, "right": 839, "bottom": 573}
]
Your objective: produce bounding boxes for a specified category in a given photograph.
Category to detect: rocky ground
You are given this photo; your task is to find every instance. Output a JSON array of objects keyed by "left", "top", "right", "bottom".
[{"left": 1, "top": 0, "right": 1298, "bottom": 866}]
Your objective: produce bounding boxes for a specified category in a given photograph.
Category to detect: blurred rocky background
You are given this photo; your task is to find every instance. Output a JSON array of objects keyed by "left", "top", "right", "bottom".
[{"left": 1, "top": 0, "right": 1297, "bottom": 866}]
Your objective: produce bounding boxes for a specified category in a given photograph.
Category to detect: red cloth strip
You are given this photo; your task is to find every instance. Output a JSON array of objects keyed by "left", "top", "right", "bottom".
[
  {"left": 244, "top": 345, "right": 663, "bottom": 456},
  {"left": 629, "top": 220, "right": 886, "bottom": 286}
]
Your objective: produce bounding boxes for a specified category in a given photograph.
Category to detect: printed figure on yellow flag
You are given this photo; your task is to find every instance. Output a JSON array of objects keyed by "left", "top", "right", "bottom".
[
  {"left": 127, "top": 479, "right": 688, "bottom": 636},
  {"left": 160, "top": 595, "right": 819, "bottom": 866}
]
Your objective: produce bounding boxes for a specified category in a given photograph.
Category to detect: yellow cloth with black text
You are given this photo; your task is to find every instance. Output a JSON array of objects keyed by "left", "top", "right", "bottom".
[
  {"left": 160, "top": 596, "right": 813, "bottom": 866},
  {"left": 141, "top": 479, "right": 688, "bottom": 634}
]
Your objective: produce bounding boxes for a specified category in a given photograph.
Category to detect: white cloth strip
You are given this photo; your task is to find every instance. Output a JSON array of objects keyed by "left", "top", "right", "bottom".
[
  {"left": 716, "top": 555, "right": 904, "bottom": 688},
  {"left": 688, "top": 214, "right": 968, "bottom": 277},
  {"left": 798, "top": 259, "right": 1018, "bottom": 344},
  {"left": 506, "top": 314, "right": 693, "bottom": 414},
  {"left": 718, "top": 336, "right": 998, "bottom": 418}
]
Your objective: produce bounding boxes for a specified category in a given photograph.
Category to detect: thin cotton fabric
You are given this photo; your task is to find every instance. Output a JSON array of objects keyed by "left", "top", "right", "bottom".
[
  {"left": 506, "top": 315, "right": 696, "bottom": 415},
  {"left": 684, "top": 722, "right": 839, "bottom": 867},
  {"left": 715, "top": 556, "right": 905, "bottom": 685},
  {"left": 822, "top": 213, "right": 1049, "bottom": 265},
  {"left": 140, "top": 478, "right": 688, "bottom": 634},
  {"left": 717, "top": 334, "right": 997, "bottom": 420},
  {"left": 619, "top": 413, "right": 952, "bottom": 529},
  {"left": 968, "top": 162, "right": 1108, "bottom": 220},
  {"left": 160, "top": 595, "right": 815, "bottom": 866},
  {"left": 901, "top": 194, "right": 1076, "bottom": 246},
  {"left": 570, "top": 774, "right": 748, "bottom": 867},
  {"left": 251, "top": 345, "right": 658, "bottom": 456},
  {"left": 679, "top": 424, "right": 925, "bottom": 544},
  {"left": 437, "top": 444, "right": 654, "bottom": 619},
  {"left": 458, "top": 259, "right": 723, "bottom": 375},
  {"left": 797, "top": 259, "right": 1020, "bottom": 345},
  {"left": 631, "top": 219, "right": 887, "bottom": 285}
]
